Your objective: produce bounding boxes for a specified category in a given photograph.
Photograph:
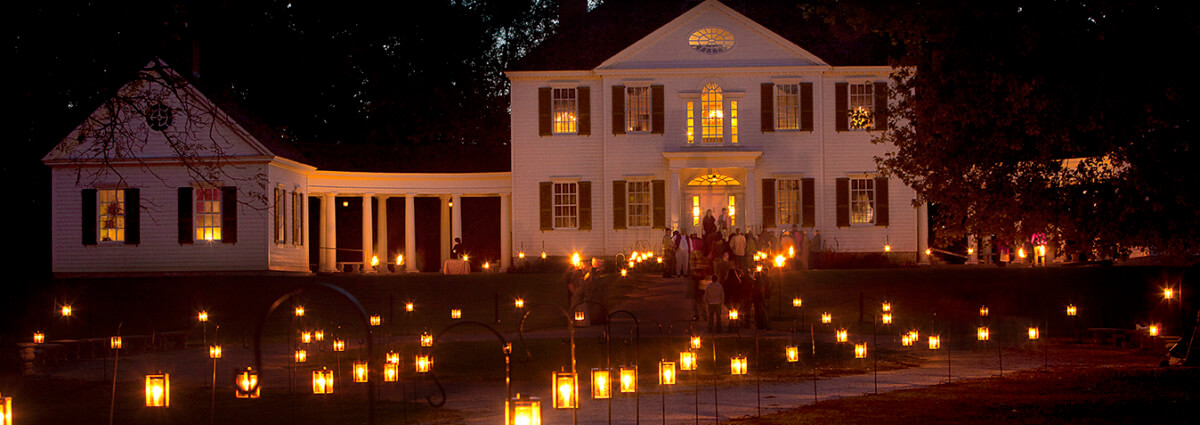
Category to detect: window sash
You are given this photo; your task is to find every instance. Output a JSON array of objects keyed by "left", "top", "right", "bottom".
[
  {"left": 627, "top": 181, "right": 651, "bottom": 227},
  {"left": 850, "top": 178, "right": 875, "bottom": 224},
  {"left": 775, "top": 84, "right": 800, "bottom": 130},
  {"left": 553, "top": 182, "right": 578, "bottom": 229},
  {"left": 848, "top": 83, "right": 875, "bottom": 130},
  {"left": 196, "top": 188, "right": 223, "bottom": 241},
  {"left": 701, "top": 84, "right": 723, "bottom": 143},
  {"left": 292, "top": 192, "right": 303, "bottom": 245},
  {"left": 626, "top": 87, "right": 650, "bottom": 133},
  {"left": 274, "top": 188, "right": 286, "bottom": 244},
  {"left": 98, "top": 189, "right": 125, "bottom": 242},
  {"left": 553, "top": 88, "right": 578, "bottom": 134},
  {"left": 776, "top": 179, "right": 802, "bottom": 226}
]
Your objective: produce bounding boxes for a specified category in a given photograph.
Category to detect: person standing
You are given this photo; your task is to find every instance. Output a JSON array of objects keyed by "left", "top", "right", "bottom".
[
  {"left": 729, "top": 228, "right": 747, "bottom": 268},
  {"left": 702, "top": 209, "right": 717, "bottom": 238},
  {"left": 717, "top": 207, "right": 731, "bottom": 238},
  {"left": 799, "top": 230, "right": 810, "bottom": 270},
  {"left": 743, "top": 230, "right": 758, "bottom": 269},
  {"left": 451, "top": 237, "right": 464, "bottom": 259},
  {"left": 663, "top": 229, "right": 677, "bottom": 277},
  {"left": 704, "top": 277, "right": 725, "bottom": 333},
  {"left": 810, "top": 229, "right": 823, "bottom": 269},
  {"left": 675, "top": 230, "right": 692, "bottom": 278}
]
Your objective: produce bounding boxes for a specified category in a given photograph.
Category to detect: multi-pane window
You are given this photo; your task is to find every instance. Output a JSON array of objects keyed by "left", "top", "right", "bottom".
[
  {"left": 626, "top": 86, "right": 650, "bottom": 133},
  {"left": 553, "top": 182, "right": 578, "bottom": 229},
  {"left": 775, "top": 84, "right": 800, "bottom": 130},
  {"left": 196, "top": 188, "right": 223, "bottom": 241},
  {"left": 701, "top": 83, "right": 723, "bottom": 143},
  {"left": 848, "top": 83, "right": 875, "bottom": 130},
  {"left": 98, "top": 189, "right": 125, "bottom": 242},
  {"left": 292, "top": 191, "right": 303, "bottom": 245},
  {"left": 777, "top": 179, "right": 802, "bottom": 226},
  {"left": 627, "top": 181, "right": 651, "bottom": 227},
  {"left": 730, "top": 101, "right": 739, "bottom": 143},
  {"left": 274, "top": 188, "right": 286, "bottom": 244},
  {"left": 850, "top": 178, "right": 876, "bottom": 224},
  {"left": 553, "top": 88, "right": 578, "bottom": 134},
  {"left": 686, "top": 101, "right": 695, "bottom": 143}
]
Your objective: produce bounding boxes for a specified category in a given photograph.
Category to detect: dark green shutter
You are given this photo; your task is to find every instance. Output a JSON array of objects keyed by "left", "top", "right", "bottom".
[
  {"left": 873, "top": 82, "right": 889, "bottom": 131},
  {"left": 761, "top": 83, "right": 774, "bottom": 132},
  {"left": 178, "top": 187, "right": 193, "bottom": 244},
  {"left": 835, "top": 82, "right": 848, "bottom": 132},
  {"left": 578, "top": 181, "right": 592, "bottom": 231},
  {"left": 538, "top": 87, "right": 552, "bottom": 136},
  {"left": 124, "top": 188, "right": 140, "bottom": 245},
  {"left": 539, "top": 182, "right": 553, "bottom": 231},
  {"left": 875, "top": 177, "right": 889, "bottom": 227},
  {"left": 761, "top": 179, "right": 775, "bottom": 228},
  {"left": 82, "top": 189, "right": 97, "bottom": 245},
  {"left": 612, "top": 180, "right": 626, "bottom": 230},
  {"left": 577, "top": 86, "right": 590, "bottom": 136},
  {"left": 801, "top": 83, "right": 814, "bottom": 131},
  {"left": 651, "top": 85, "right": 664, "bottom": 134},
  {"left": 651, "top": 179, "right": 666, "bottom": 229},
  {"left": 835, "top": 178, "right": 850, "bottom": 228},
  {"left": 802, "top": 178, "right": 815, "bottom": 228},
  {"left": 222, "top": 186, "right": 238, "bottom": 244},
  {"left": 612, "top": 85, "right": 625, "bottom": 135}
]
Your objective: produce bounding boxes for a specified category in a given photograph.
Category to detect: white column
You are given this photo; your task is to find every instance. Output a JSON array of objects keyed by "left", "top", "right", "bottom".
[
  {"left": 321, "top": 194, "right": 337, "bottom": 273},
  {"left": 669, "top": 169, "right": 681, "bottom": 231},
  {"left": 744, "top": 168, "right": 756, "bottom": 232},
  {"left": 405, "top": 195, "right": 418, "bottom": 272},
  {"left": 440, "top": 196, "right": 451, "bottom": 264},
  {"left": 917, "top": 202, "right": 931, "bottom": 265},
  {"left": 966, "top": 234, "right": 979, "bottom": 265},
  {"left": 376, "top": 195, "right": 389, "bottom": 272},
  {"left": 362, "top": 194, "right": 374, "bottom": 273},
  {"left": 500, "top": 193, "right": 512, "bottom": 270},
  {"left": 451, "top": 194, "right": 463, "bottom": 245}
]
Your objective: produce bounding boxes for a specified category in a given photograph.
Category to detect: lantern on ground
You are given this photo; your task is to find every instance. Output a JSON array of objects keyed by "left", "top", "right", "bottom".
[
  {"left": 61, "top": 305, "right": 72, "bottom": 317},
  {"left": 821, "top": 312, "right": 832, "bottom": 324},
  {"left": 679, "top": 351, "right": 697, "bottom": 371},
  {"left": 658, "top": 361, "right": 676, "bottom": 385},
  {"left": 507, "top": 394, "right": 542, "bottom": 425},
  {"left": 235, "top": 367, "right": 260, "bottom": 398},
  {"left": 386, "top": 351, "right": 400, "bottom": 364},
  {"left": 312, "top": 368, "right": 334, "bottom": 394},
  {"left": 110, "top": 336, "right": 122, "bottom": 350},
  {"left": 314, "top": 330, "right": 325, "bottom": 341},
  {"left": 908, "top": 330, "right": 920, "bottom": 342},
  {"left": 1027, "top": 327, "right": 1039, "bottom": 340},
  {"left": 294, "top": 306, "right": 305, "bottom": 317},
  {"left": 483, "top": 262, "right": 491, "bottom": 270},
  {"left": 1017, "top": 247, "right": 1026, "bottom": 259},
  {"left": 786, "top": 345, "right": 799, "bottom": 363},
  {"left": 145, "top": 373, "right": 170, "bottom": 407},
  {"left": 619, "top": 366, "right": 638, "bottom": 393},
  {"left": 690, "top": 336, "right": 702, "bottom": 350},
  {"left": 1149, "top": 324, "right": 1160, "bottom": 336},
  {"left": 301, "top": 331, "right": 312, "bottom": 344},
  {"left": 855, "top": 343, "right": 868, "bottom": 358},
  {"left": 591, "top": 368, "right": 612, "bottom": 399},
  {"left": 979, "top": 306, "right": 989, "bottom": 317},
  {"left": 198, "top": 310, "right": 209, "bottom": 322},
  {"left": 1067, "top": 304, "right": 1077, "bottom": 317},
  {"left": 415, "top": 354, "right": 432, "bottom": 373},
  {"left": 1, "top": 392, "right": 10, "bottom": 425},
  {"left": 353, "top": 361, "right": 368, "bottom": 383},
  {"left": 792, "top": 297, "right": 802, "bottom": 308},
  {"left": 384, "top": 363, "right": 399, "bottom": 382},
  {"left": 405, "top": 302, "right": 414, "bottom": 312},
  {"left": 788, "top": 246, "right": 795, "bottom": 258},
  {"left": 884, "top": 244, "right": 892, "bottom": 253},
  {"left": 451, "top": 308, "right": 462, "bottom": 319},
  {"left": 515, "top": 298, "right": 525, "bottom": 309},
  {"left": 657, "top": 257, "right": 663, "bottom": 264},
  {"left": 571, "top": 253, "right": 582, "bottom": 268},
  {"left": 977, "top": 327, "right": 990, "bottom": 341},
  {"left": 33, "top": 331, "right": 44, "bottom": 344},
  {"left": 370, "top": 315, "right": 382, "bottom": 326},
  {"left": 371, "top": 255, "right": 380, "bottom": 268},
  {"left": 925, "top": 248, "right": 932, "bottom": 256},
  {"left": 756, "top": 265, "right": 763, "bottom": 272},
  {"left": 881, "top": 313, "right": 893, "bottom": 325},
  {"left": 553, "top": 372, "right": 579, "bottom": 408},
  {"left": 397, "top": 254, "right": 404, "bottom": 267},
  {"left": 928, "top": 335, "right": 941, "bottom": 350},
  {"left": 209, "top": 344, "right": 222, "bottom": 359},
  {"left": 728, "top": 309, "right": 739, "bottom": 321},
  {"left": 881, "top": 302, "right": 891, "bottom": 312},
  {"left": 574, "top": 310, "right": 585, "bottom": 322},
  {"left": 730, "top": 356, "right": 748, "bottom": 375},
  {"left": 294, "top": 349, "right": 307, "bottom": 363},
  {"left": 836, "top": 328, "right": 849, "bottom": 343},
  {"left": 420, "top": 332, "right": 433, "bottom": 347},
  {"left": 332, "top": 339, "right": 345, "bottom": 352}
]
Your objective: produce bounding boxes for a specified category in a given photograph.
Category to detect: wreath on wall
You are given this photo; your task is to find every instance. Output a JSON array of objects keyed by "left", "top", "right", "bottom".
[{"left": 848, "top": 107, "right": 873, "bottom": 130}]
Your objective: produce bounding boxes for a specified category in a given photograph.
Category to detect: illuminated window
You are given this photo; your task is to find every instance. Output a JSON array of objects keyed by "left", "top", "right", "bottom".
[
  {"left": 850, "top": 178, "right": 875, "bottom": 224},
  {"left": 98, "top": 189, "right": 124, "bottom": 242},
  {"left": 777, "top": 179, "right": 801, "bottom": 226},
  {"left": 848, "top": 83, "right": 874, "bottom": 130},
  {"left": 730, "top": 100, "right": 738, "bottom": 143},
  {"left": 701, "top": 83, "right": 723, "bottom": 143},
  {"left": 553, "top": 182, "right": 578, "bottom": 229},
  {"left": 692, "top": 196, "right": 700, "bottom": 226},
  {"left": 553, "top": 88, "right": 578, "bottom": 134},
  {"left": 728, "top": 195, "right": 736, "bottom": 226},
  {"left": 274, "top": 187, "right": 286, "bottom": 244},
  {"left": 292, "top": 191, "right": 303, "bottom": 245},
  {"left": 626, "top": 86, "right": 650, "bottom": 133},
  {"left": 689, "top": 27, "right": 734, "bottom": 54},
  {"left": 627, "top": 181, "right": 651, "bottom": 227},
  {"left": 775, "top": 84, "right": 800, "bottom": 130},
  {"left": 686, "top": 101, "right": 695, "bottom": 143},
  {"left": 196, "top": 188, "right": 222, "bottom": 241}
]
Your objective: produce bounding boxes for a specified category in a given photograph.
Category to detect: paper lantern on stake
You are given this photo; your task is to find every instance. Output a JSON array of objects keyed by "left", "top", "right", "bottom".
[
  {"left": 420, "top": 332, "right": 433, "bottom": 347},
  {"left": 235, "top": 367, "right": 260, "bottom": 399},
  {"left": 294, "top": 349, "right": 307, "bottom": 363},
  {"left": 977, "top": 327, "right": 990, "bottom": 341},
  {"left": 415, "top": 354, "right": 432, "bottom": 373},
  {"left": 730, "top": 356, "right": 748, "bottom": 375},
  {"left": 1149, "top": 324, "right": 1160, "bottom": 336},
  {"left": 928, "top": 335, "right": 941, "bottom": 350},
  {"left": 370, "top": 315, "right": 382, "bottom": 326},
  {"left": 145, "top": 373, "right": 170, "bottom": 407},
  {"left": 301, "top": 331, "right": 312, "bottom": 344},
  {"left": 384, "top": 363, "right": 399, "bottom": 382},
  {"left": 332, "top": 339, "right": 345, "bottom": 352},
  {"left": 514, "top": 298, "right": 525, "bottom": 309},
  {"left": 61, "top": 305, "right": 72, "bottom": 317},
  {"left": 821, "top": 312, "right": 832, "bottom": 324},
  {"left": 574, "top": 310, "right": 585, "bottom": 322},
  {"left": 855, "top": 343, "right": 868, "bottom": 359},
  {"left": 312, "top": 368, "right": 334, "bottom": 394},
  {"left": 728, "top": 309, "right": 739, "bottom": 321},
  {"left": 386, "top": 351, "right": 400, "bottom": 365},
  {"left": 690, "top": 336, "right": 702, "bottom": 350},
  {"left": 1027, "top": 327, "right": 1040, "bottom": 340},
  {"left": 679, "top": 351, "right": 697, "bottom": 371},
  {"left": 507, "top": 394, "right": 542, "bottom": 425},
  {"left": 110, "top": 336, "right": 123, "bottom": 350},
  {"left": 209, "top": 344, "right": 222, "bottom": 359},
  {"left": 591, "top": 368, "right": 612, "bottom": 400},
  {"left": 786, "top": 345, "right": 800, "bottom": 363},
  {"left": 33, "top": 331, "right": 44, "bottom": 344},
  {"left": 353, "top": 361, "right": 368, "bottom": 383},
  {"left": 619, "top": 366, "right": 637, "bottom": 393},
  {"left": 553, "top": 372, "right": 579, "bottom": 408},
  {"left": 197, "top": 310, "right": 209, "bottom": 322},
  {"left": 792, "top": 297, "right": 803, "bottom": 308},
  {"left": 836, "top": 328, "right": 849, "bottom": 343},
  {"left": 658, "top": 361, "right": 676, "bottom": 385},
  {"left": 882, "top": 302, "right": 892, "bottom": 312},
  {"left": 1066, "top": 305, "right": 1077, "bottom": 317},
  {"left": 881, "top": 313, "right": 893, "bottom": 325}
]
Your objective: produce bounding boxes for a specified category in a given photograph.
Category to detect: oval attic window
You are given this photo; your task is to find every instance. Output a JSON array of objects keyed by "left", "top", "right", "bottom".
[{"left": 689, "top": 27, "right": 734, "bottom": 54}]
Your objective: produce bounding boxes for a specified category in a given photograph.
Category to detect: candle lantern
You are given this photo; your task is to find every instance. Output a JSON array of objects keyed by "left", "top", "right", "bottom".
[
  {"left": 541, "top": 252, "right": 548, "bottom": 259},
  {"left": 658, "top": 361, "right": 676, "bottom": 385},
  {"left": 312, "top": 368, "right": 334, "bottom": 394},
  {"left": 786, "top": 345, "right": 799, "bottom": 363},
  {"left": 507, "top": 394, "right": 542, "bottom": 425},
  {"left": 553, "top": 372, "right": 579, "bottom": 408},
  {"left": 1066, "top": 305, "right": 1077, "bottom": 317},
  {"left": 679, "top": 351, "right": 697, "bottom": 371},
  {"left": 33, "top": 331, "right": 45, "bottom": 344},
  {"left": 294, "top": 306, "right": 305, "bottom": 317},
  {"left": 332, "top": 339, "right": 346, "bottom": 352},
  {"left": 1164, "top": 288, "right": 1175, "bottom": 300},
  {"left": 774, "top": 255, "right": 786, "bottom": 268},
  {"left": 451, "top": 308, "right": 462, "bottom": 319},
  {"left": 619, "top": 366, "right": 638, "bottom": 393},
  {"left": 386, "top": 351, "right": 400, "bottom": 364},
  {"left": 728, "top": 309, "right": 739, "bottom": 321},
  {"left": 420, "top": 332, "right": 433, "bottom": 347},
  {"left": 756, "top": 265, "right": 763, "bottom": 273},
  {"left": 314, "top": 330, "right": 325, "bottom": 342},
  {"left": 294, "top": 349, "right": 307, "bottom": 363},
  {"left": 370, "top": 315, "right": 382, "bottom": 326},
  {"left": 397, "top": 254, "right": 405, "bottom": 266},
  {"left": 384, "top": 363, "right": 399, "bottom": 382},
  {"left": 855, "top": 343, "right": 868, "bottom": 358},
  {"left": 928, "top": 335, "right": 941, "bottom": 350},
  {"left": 405, "top": 302, "right": 414, "bottom": 312},
  {"left": 61, "top": 305, "right": 72, "bottom": 317},
  {"left": 882, "top": 302, "right": 892, "bottom": 312},
  {"left": 235, "top": 367, "right": 260, "bottom": 398},
  {"left": 792, "top": 297, "right": 803, "bottom": 308},
  {"left": 1149, "top": 324, "right": 1160, "bottom": 336},
  {"left": 145, "top": 373, "right": 170, "bottom": 407},
  {"left": 518, "top": 251, "right": 526, "bottom": 259},
  {"left": 353, "top": 361, "right": 368, "bottom": 383},
  {"left": 788, "top": 246, "right": 795, "bottom": 258},
  {"left": 574, "top": 310, "right": 585, "bottom": 322},
  {"left": 571, "top": 252, "right": 581, "bottom": 268},
  {"left": 209, "top": 344, "right": 222, "bottom": 359},
  {"left": 884, "top": 244, "right": 892, "bottom": 252},
  {"left": 657, "top": 257, "right": 663, "bottom": 264},
  {"left": 881, "top": 313, "right": 893, "bottom": 325},
  {"left": 1027, "top": 327, "right": 1039, "bottom": 340},
  {"left": 1, "top": 392, "right": 10, "bottom": 425},
  {"left": 483, "top": 262, "right": 491, "bottom": 270},
  {"left": 730, "top": 356, "right": 748, "bottom": 375},
  {"left": 690, "top": 336, "right": 702, "bottom": 350},
  {"left": 110, "top": 336, "right": 123, "bottom": 350},
  {"left": 515, "top": 298, "right": 525, "bottom": 309},
  {"left": 415, "top": 354, "right": 432, "bottom": 373},
  {"left": 821, "top": 312, "right": 832, "bottom": 324},
  {"left": 620, "top": 268, "right": 628, "bottom": 277},
  {"left": 977, "top": 327, "right": 990, "bottom": 341},
  {"left": 591, "top": 368, "right": 612, "bottom": 399},
  {"left": 979, "top": 306, "right": 989, "bottom": 317},
  {"left": 301, "top": 331, "right": 312, "bottom": 344},
  {"left": 901, "top": 334, "right": 913, "bottom": 346},
  {"left": 836, "top": 328, "right": 849, "bottom": 343},
  {"left": 198, "top": 310, "right": 209, "bottom": 322}
]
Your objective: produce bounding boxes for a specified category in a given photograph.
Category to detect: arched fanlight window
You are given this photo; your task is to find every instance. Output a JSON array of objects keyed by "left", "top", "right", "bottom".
[{"left": 687, "top": 174, "right": 740, "bottom": 186}]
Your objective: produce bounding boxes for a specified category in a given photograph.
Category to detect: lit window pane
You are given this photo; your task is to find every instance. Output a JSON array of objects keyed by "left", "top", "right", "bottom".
[{"left": 553, "top": 88, "right": 577, "bottom": 134}]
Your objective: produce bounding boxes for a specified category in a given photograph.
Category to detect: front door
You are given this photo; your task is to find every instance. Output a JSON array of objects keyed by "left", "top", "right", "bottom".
[{"left": 683, "top": 187, "right": 741, "bottom": 235}]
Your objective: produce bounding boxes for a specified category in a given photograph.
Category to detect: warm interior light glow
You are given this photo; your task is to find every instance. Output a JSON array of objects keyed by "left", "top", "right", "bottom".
[
  {"left": 658, "top": 361, "right": 676, "bottom": 385},
  {"left": 788, "top": 246, "right": 795, "bottom": 258},
  {"left": 928, "top": 335, "right": 941, "bottom": 350},
  {"left": 451, "top": 308, "right": 462, "bottom": 319},
  {"left": 415, "top": 355, "right": 432, "bottom": 373},
  {"left": 370, "top": 315, "right": 382, "bottom": 326},
  {"left": 209, "top": 344, "right": 222, "bottom": 359},
  {"left": 483, "top": 262, "right": 490, "bottom": 269},
  {"left": 145, "top": 373, "right": 170, "bottom": 407},
  {"left": 198, "top": 310, "right": 209, "bottom": 322},
  {"left": 855, "top": 343, "right": 868, "bottom": 358},
  {"left": 294, "top": 306, "right": 305, "bottom": 317},
  {"left": 333, "top": 339, "right": 345, "bottom": 352},
  {"left": 619, "top": 366, "right": 637, "bottom": 392},
  {"left": 786, "top": 345, "right": 799, "bottom": 362},
  {"left": 397, "top": 254, "right": 404, "bottom": 265},
  {"left": 821, "top": 312, "right": 832, "bottom": 324},
  {"left": 33, "top": 331, "right": 45, "bottom": 344},
  {"left": 1028, "top": 327, "right": 1040, "bottom": 340},
  {"left": 730, "top": 356, "right": 748, "bottom": 375},
  {"left": 836, "top": 328, "right": 849, "bottom": 343},
  {"left": 384, "top": 363, "right": 399, "bottom": 382},
  {"left": 111, "top": 336, "right": 123, "bottom": 350},
  {"left": 591, "top": 369, "right": 612, "bottom": 400},
  {"left": 553, "top": 372, "right": 579, "bottom": 408},
  {"left": 312, "top": 368, "right": 335, "bottom": 394},
  {"left": 1, "top": 393, "right": 11, "bottom": 425},
  {"left": 353, "top": 361, "right": 368, "bottom": 383},
  {"left": 1066, "top": 305, "right": 1077, "bottom": 317},
  {"left": 235, "top": 368, "right": 260, "bottom": 398},
  {"left": 294, "top": 349, "right": 307, "bottom": 363},
  {"left": 977, "top": 327, "right": 990, "bottom": 341},
  {"left": 679, "top": 351, "right": 697, "bottom": 371}
]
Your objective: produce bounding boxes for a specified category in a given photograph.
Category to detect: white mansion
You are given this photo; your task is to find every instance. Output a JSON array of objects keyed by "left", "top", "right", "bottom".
[{"left": 43, "top": 0, "right": 930, "bottom": 275}]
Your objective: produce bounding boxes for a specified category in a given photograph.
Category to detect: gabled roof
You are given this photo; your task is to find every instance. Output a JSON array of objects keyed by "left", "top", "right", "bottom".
[{"left": 510, "top": 0, "right": 890, "bottom": 72}]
